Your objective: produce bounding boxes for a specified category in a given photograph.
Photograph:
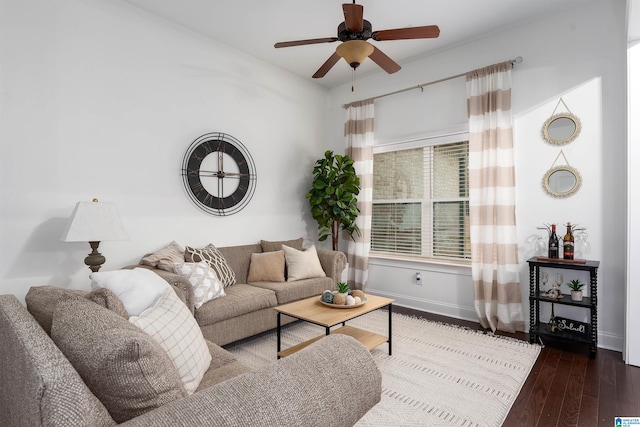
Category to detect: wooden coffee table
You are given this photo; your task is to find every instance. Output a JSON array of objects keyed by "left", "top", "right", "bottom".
[{"left": 274, "top": 294, "right": 394, "bottom": 358}]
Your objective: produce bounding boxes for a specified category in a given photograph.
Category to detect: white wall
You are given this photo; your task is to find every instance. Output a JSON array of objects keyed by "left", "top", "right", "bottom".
[
  {"left": 0, "top": 0, "right": 335, "bottom": 302},
  {"left": 329, "top": 1, "right": 627, "bottom": 351}
]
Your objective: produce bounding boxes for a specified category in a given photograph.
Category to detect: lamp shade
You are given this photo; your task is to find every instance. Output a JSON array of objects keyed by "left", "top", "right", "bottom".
[
  {"left": 61, "top": 200, "right": 128, "bottom": 242},
  {"left": 336, "top": 40, "right": 374, "bottom": 69}
]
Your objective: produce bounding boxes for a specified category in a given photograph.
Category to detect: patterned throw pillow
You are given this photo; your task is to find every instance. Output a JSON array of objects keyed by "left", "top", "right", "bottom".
[
  {"left": 174, "top": 262, "right": 226, "bottom": 309},
  {"left": 184, "top": 244, "right": 236, "bottom": 287},
  {"left": 129, "top": 288, "right": 212, "bottom": 394},
  {"left": 282, "top": 245, "right": 326, "bottom": 282},
  {"left": 140, "top": 241, "right": 185, "bottom": 272}
]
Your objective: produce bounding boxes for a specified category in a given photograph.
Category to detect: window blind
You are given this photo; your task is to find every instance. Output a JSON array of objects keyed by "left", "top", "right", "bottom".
[{"left": 372, "top": 141, "right": 470, "bottom": 261}]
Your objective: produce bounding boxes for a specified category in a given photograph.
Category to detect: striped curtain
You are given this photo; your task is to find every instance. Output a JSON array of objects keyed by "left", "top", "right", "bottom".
[
  {"left": 344, "top": 100, "right": 374, "bottom": 290},
  {"left": 466, "top": 62, "right": 524, "bottom": 333}
]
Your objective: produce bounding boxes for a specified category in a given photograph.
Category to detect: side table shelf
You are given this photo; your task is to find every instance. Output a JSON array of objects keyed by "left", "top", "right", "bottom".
[{"left": 527, "top": 257, "right": 599, "bottom": 358}]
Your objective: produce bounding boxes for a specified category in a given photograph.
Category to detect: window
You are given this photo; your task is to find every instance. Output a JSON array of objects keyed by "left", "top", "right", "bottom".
[{"left": 371, "top": 135, "right": 470, "bottom": 262}]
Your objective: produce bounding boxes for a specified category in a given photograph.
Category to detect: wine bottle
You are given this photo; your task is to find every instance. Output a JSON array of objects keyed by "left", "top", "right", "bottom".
[
  {"left": 563, "top": 222, "right": 574, "bottom": 260},
  {"left": 548, "top": 224, "right": 559, "bottom": 258}
]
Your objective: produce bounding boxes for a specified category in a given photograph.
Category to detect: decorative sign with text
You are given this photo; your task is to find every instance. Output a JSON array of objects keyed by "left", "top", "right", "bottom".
[{"left": 556, "top": 316, "right": 590, "bottom": 338}]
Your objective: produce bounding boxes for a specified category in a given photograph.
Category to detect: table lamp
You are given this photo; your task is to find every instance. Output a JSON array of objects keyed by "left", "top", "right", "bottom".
[{"left": 60, "top": 198, "right": 128, "bottom": 272}]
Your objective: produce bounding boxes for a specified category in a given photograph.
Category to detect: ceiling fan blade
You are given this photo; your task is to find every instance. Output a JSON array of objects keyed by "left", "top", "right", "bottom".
[
  {"left": 372, "top": 25, "right": 440, "bottom": 41},
  {"left": 313, "top": 52, "right": 341, "bottom": 78},
  {"left": 369, "top": 46, "right": 401, "bottom": 74},
  {"left": 274, "top": 37, "right": 339, "bottom": 48},
  {"left": 342, "top": 3, "right": 364, "bottom": 32}
]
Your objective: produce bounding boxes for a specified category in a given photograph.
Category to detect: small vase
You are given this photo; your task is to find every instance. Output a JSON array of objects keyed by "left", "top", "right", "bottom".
[{"left": 571, "top": 290, "right": 583, "bottom": 301}]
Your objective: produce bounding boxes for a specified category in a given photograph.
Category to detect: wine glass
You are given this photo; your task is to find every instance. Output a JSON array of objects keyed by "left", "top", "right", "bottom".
[
  {"left": 555, "top": 273, "right": 564, "bottom": 287},
  {"left": 542, "top": 272, "right": 549, "bottom": 289},
  {"left": 535, "top": 235, "right": 546, "bottom": 256}
]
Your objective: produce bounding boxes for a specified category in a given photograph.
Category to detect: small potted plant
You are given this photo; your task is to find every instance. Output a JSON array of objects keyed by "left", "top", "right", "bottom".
[{"left": 566, "top": 279, "right": 585, "bottom": 301}]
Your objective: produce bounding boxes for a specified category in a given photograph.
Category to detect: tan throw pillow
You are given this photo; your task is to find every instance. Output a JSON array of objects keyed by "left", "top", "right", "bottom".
[
  {"left": 184, "top": 244, "right": 236, "bottom": 287},
  {"left": 25, "top": 286, "right": 88, "bottom": 335},
  {"left": 129, "top": 288, "right": 212, "bottom": 394},
  {"left": 260, "top": 238, "right": 303, "bottom": 252},
  {"left": 247, "top": 250, "right": 285, "bottom": 283},
  {"left": 51, "top": 298, "right": 187, "bottom": 423},
  {"left": 140, "top": 241, "right": 185, "bottom": 272},
  {"left": 173, "top": 261, "right": 226, "bottom": 309},
  {"left": 282, "top": 245, "right": 326, "bottom": 281}
]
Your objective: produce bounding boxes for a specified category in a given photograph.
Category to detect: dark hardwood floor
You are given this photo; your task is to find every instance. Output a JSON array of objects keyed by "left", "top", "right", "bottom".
[{"left": 393, "top": 305, "right": 640, "bottom": 427}]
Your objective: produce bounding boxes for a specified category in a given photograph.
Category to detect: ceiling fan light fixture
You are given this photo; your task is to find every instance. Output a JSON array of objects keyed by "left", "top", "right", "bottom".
[{"left": 336, "top": 40, "right": 374, "bottom": 69}]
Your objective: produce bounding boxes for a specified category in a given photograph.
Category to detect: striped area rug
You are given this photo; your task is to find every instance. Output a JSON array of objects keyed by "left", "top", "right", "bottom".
[{"left": 225, "top": 310, "right": 540, "bottom": 427}]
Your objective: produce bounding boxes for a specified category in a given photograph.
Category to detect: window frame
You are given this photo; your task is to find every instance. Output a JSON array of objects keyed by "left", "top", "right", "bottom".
[{"left": 371, "top": 129, "right": 471, "bottom": 266}]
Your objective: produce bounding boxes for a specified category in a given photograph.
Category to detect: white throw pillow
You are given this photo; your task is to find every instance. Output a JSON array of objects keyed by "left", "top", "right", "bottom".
[
  {"left": 173, "top": 262, "right": 226, "bottom": 309},
  {"left": 90, "top": 268, "right": 169, "bottom": 316},
  {"left": 282, "top": 245, "right": 326, "bottom": 282},
  {"left": 129, "top": 288, "right": 212, "bottom": 394}
]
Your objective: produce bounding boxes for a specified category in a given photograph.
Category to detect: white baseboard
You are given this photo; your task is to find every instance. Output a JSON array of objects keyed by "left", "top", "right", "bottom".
[
  {"left": 364, "top": 289, "right": 478, "bottom": 323},
  {"left": 366, "top": 289, "right": 624, "bottom": 353}
]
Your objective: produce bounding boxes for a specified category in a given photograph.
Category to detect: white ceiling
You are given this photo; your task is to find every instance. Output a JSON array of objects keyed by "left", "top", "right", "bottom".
[{"left": 120, "top": 0, "right": 598, "bottom": 88}]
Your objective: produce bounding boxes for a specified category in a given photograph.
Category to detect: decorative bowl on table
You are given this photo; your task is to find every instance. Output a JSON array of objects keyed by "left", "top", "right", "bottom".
[{"left": 319, "top": 289, "right": 367, "bottom": 308}]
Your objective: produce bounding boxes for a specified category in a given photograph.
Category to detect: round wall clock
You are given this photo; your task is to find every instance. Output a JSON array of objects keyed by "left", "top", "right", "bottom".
[{"left": 181, "top": 132, "right": 257, "bottom": 216}]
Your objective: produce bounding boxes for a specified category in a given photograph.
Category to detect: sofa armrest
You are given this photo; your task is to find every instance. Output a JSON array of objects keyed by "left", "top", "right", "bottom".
[
  {"left": 121, "top": 265, "right": 195, "bottom": 315},
  {"left": 316, "top": 249, "right": 347, "bottom": 284},
  {"left": 120, "top": 335, "right": 381, "bottom": 427}
]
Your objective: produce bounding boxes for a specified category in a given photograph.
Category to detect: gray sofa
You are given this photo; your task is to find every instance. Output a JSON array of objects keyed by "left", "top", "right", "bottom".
[
  {"left": 130, "top": 239, "right": 348, "bottom": 346},
  {"left": 0, "top": 292, "right": 382, "bottom": 426}
]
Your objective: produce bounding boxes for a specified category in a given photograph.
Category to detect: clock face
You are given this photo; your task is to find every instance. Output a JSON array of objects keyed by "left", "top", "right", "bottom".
[{"left": 181, "top": 132, "right": 257, "bottom": 216}]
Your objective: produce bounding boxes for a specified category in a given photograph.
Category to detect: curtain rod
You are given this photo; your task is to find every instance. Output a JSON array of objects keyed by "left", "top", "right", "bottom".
[{"left": 342, "top": 56, "right": 523, "bottom": 109}]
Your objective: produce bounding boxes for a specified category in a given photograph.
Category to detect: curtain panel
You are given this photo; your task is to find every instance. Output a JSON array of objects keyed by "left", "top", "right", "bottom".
[
  {"left": 466, "top": 61, "right": 524, "bottom": 333},
  {"left": 344, "top": 100, "right": 374, "bottom": 290}
]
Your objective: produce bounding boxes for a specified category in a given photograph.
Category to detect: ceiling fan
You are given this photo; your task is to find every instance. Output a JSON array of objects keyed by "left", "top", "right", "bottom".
[{"left": 274, "top": 1, "right": 440, "bottom": 79}]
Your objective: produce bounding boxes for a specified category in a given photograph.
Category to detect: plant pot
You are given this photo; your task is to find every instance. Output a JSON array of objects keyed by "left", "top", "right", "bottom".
[{"left": 571, "top": 290, "right": 583, "bottom": 301}]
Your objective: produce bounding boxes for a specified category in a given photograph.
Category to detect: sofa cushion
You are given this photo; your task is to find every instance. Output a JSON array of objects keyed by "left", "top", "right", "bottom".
[
  {"left": 217, "top": 243, "right": 262, "bottom": 285},
  {"left": 90, "top": 268, "right": 169, "bottom": 316},
  {"left": 247, "top": 250, "right": 285, "bottom": 283},
  {"left": 50, "top": 297, "right": 187, "bottom": 423},
  {"left": 197, "top": 340, "right": 252, "bottom": 391},
  {"left": 249, "top": 277, "right": 335, "bottom": 305},
  {"left": 260, "top": 238, "right": 303, "bottom": 252},
  {"left": 140, "top": 240, "right": 185, "bottom": 272},
  {"left": 195, "top": 284, "right": 278, "bottom": 325},
  {"left": 174, "top": 261, "right": 226, "bottom": 309},
  {"left": 282, "top": 245, "right": 327, "bottom": 281},
  {"left": 185, "top": 244, "right": 236, "bottom": 287},
  {"left": 25, "top": 286, "right": 87, "bottom": 334},
  {"left": 130, "top": 288, "right": 212, "bottom": 394}
]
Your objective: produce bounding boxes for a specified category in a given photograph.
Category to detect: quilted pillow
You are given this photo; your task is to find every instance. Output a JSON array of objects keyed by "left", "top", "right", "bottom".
[
  {"left": 184, "top": 244, "right": 236, "bottom": 287},
  {"left": 51, "top": 298, "right": 187, "bottom": 423},
  {"left": 174, "top": 261, "right": 226, "bottom": 309},
  {"left": 282, "top": 245, "right": 326, "bottom": 281},
  {"left": 90, "top": 268, "right": 169, "bottom": 316},
  {"left": 140, "top": 241, "right": 185, "bottom": 272},
  {"left": 247, "top": 250, "right": 285, "bottom": 283},
  {"left": 129, "top": 288, "right": 212, "bottom": 394}
]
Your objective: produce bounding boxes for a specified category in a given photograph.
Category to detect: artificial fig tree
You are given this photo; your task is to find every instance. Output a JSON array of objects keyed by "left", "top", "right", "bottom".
[{"left": 306, "top": 150, "right": 361, "bottom": 251}]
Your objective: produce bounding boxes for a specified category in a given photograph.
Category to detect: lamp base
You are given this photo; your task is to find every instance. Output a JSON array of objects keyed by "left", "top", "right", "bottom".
[{"left": 84, "top": 241, "right": 106, "bottom": 273}]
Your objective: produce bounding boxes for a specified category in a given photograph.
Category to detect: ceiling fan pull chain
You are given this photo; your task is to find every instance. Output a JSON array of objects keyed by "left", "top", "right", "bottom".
[{"left": 352, "top": 69, "right": 356, "bottom": 92}]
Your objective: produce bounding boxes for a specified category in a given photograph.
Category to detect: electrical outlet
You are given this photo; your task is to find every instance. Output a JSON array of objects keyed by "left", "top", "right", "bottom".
[{"left": 415, "top": 272, "right": 422, "bottom": 285}]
